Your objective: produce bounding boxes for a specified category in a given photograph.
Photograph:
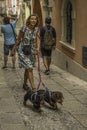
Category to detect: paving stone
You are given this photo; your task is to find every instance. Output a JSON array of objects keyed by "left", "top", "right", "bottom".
[
  {"left": 0, "top": 98, "right": 20, "bottom": 113},
  {"left": 1, "top": 124, "right": 28, "bottom": 130},
  {"left": 64, "top": 100, "right": 87, "bottom": 114},
  {"left": 0, "top": 88, "right": 12, "bottom": 98},
  {"left": 73, "top": 114, "right": 87, "bottom": 128},
  {"left": 0, "top": 113, "right": 23, "bottom": 124}
]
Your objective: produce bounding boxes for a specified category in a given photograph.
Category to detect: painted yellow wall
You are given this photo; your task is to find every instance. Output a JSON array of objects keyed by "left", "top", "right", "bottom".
[{"left": 25, "top": 5, "right": 30, "bottom": 20}]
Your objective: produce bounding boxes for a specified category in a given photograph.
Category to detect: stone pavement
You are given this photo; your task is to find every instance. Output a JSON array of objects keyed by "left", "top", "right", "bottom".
[{"left": 0, "top": 36, "right": 87, "bottom": 130}]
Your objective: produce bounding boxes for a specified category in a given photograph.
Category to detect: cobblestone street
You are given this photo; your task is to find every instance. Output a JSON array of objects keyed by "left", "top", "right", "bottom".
[{"left": 0, "top": 36, "right": 87, "bottom": 130}]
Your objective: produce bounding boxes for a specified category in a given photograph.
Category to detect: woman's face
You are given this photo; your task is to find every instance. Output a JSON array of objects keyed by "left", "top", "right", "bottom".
[{"left": 29, "top": 15, "right": 37, "bottom": 27}]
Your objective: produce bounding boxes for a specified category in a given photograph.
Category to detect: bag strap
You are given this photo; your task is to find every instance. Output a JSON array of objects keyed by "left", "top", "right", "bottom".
[
  {"left": 10, "top": 23, "right": 16, "bottom": 40},
  {"left": 44, "top": 26, "right": 52, "bottom": 32}
]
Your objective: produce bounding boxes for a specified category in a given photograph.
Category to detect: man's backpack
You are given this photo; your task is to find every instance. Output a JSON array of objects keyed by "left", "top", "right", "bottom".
[{"left": 43, "top": 26, "right": 55, "bottom": 50}]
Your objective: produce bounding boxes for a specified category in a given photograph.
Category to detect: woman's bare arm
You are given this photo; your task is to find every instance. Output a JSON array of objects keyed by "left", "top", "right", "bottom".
[{"left": 36, "top": 29, "right": 40, "bottom": 53}]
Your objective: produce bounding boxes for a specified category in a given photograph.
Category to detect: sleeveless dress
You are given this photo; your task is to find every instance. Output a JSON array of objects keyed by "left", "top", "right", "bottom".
[{"left": 18, "top": 26, "right": 38, "bottom": 69}]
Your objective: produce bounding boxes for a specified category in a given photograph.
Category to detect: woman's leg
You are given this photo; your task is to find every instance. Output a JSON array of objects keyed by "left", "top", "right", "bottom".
[
  {"left": 24, "top": 69, "right": 28, "bottom": 85},
  {"left": 23, "top": 69, "right": 29, "bottom": 90},
  {"left": 27, "top": 68, "right": 36, "bottom": 90}
]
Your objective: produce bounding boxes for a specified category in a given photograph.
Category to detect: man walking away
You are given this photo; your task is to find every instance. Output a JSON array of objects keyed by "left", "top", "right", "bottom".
[
  {"left": 40, "top": 16, "right": 56, "bottom": 75},
  {"left": 1, "top": 15, "right": 18, "bottom": 69}
]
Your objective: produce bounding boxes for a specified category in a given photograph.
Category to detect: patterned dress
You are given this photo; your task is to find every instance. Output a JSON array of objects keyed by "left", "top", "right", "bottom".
[{"left": 18, "top": 26, "right": 38, "bottom": 69}]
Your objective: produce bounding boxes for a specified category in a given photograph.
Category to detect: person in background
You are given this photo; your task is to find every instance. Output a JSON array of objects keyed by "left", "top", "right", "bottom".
[
  {"left": 1, "top": 15, "right": 18, "bottom": 69},
  {"left": 40, "top": 16, "right": 56, "bottom": 75},
  {"left": 11, "top": 14, "right": 40, "bottom": 91}
]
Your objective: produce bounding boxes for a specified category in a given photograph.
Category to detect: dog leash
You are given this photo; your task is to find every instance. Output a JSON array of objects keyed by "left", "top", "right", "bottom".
[
  {"left": 36, "top": 52, "right": 45, "bottom": 90},
  {"left": 36, "top": 53, "right": 53, "bottom": 104},
  {"left": 36, "top": 53, "right": 52, "bottom": 91}
]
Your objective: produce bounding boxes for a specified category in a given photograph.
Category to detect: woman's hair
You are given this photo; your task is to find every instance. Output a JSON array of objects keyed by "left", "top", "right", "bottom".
[
  {"left": 3, "top": 17, "right": 10, "bottom": 24},
  {"left": 26, "top": 14, "right": 39, "bottom": 27},
  {"left": 45, "top": 16, "right": 51, "bottom": 24}
]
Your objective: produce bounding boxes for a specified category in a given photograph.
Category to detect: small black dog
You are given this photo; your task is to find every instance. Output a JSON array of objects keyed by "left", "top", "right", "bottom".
[
  {"left": 23, "top": 87, "right": 64, "bottom": 110},
  {"left": 23, "top": 88, "right": 45, "bottom": 110},
  {"left": 37, "top": 88, "right": 64, "bottom": 109}
]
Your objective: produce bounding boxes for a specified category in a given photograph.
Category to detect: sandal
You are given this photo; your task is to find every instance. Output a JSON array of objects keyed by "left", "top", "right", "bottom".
[
  {"left": 23, "top": 84, "right": 29, "bottom": 91},
  {"left": 2, "top": 66, "right": 7, "bottom": 69},
  {"left": 32, "top": 87, "right": 36, "bottom": 92}
]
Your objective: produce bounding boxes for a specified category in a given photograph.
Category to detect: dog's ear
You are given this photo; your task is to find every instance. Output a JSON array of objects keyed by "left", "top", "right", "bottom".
[
  {"left": 52, "top": 92, "right": 60, "bottom": 98},
  {"left": 56, "top": 92, "right": 64, "bottom": 99},
  {"left": 51, "top": 92, "right": 57, "bottom": 99},
  {"left": 52, "top": 91, "right": 64, "bottom": 100}
]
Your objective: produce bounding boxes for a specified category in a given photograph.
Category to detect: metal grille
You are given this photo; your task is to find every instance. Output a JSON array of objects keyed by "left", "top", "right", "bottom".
[{"left": 82, "top": 47, "right": 87, "bottom": 66}]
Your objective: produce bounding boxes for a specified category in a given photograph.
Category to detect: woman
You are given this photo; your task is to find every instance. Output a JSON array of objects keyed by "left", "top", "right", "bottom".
[{"left": 11, "top": 14, "right": 40, "bottom": 91}]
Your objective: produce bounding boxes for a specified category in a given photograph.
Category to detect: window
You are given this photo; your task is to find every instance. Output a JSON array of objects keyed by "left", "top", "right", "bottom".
[
  {"left": 66, "top": 1, "right": 72, "bottom": 43},
  {"left": 60, "top": 0, "right": 75, "bottom": 51}
]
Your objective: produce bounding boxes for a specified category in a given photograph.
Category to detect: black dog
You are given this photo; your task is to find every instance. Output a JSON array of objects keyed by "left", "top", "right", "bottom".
[
  {"left": 23, "top": 87, "right": 64, "bottom": 110},
  {"left": 23, "top": 88, "right": 45, "bottom": 110},
  {"left": 37, "top": 88, "right": 64, "bottom": 109}
]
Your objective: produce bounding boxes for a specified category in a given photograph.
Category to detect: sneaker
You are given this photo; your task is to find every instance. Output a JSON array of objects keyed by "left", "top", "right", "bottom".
[{"left": 12, "top": 66, "right": 15, "bottom": 69}]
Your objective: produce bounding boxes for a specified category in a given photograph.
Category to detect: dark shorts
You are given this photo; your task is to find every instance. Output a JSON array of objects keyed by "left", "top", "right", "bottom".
[
  {"left": 4, "top": 44, "right": 15, "bottom": 56},
  {"left": 41, "top": 48, "right": 52, "bottom": 57}
]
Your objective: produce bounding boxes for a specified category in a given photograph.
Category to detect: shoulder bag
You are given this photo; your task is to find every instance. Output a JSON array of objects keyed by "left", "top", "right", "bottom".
[{"left": 10, "top": 23, "right": 17, "bottom": 40}]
